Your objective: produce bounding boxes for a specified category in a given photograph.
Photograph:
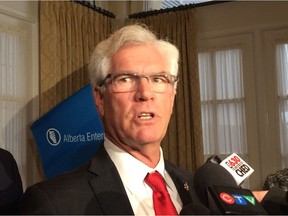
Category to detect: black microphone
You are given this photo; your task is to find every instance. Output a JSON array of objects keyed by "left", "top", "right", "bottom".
[
  {"left": 206, "top": 153, "right": 254, "bottom": 186},
  {"left": 180, "top": 202, "right": 211, "bottom": 215},
  {"left": 260, "top": 187, "right": 288, "bottom": 214},
  {"left": 194, "top": 162, "right": 237, "bottom": 207},
  {"left": 207, "top": 185, "right": 267, "bottom": 214},
  {"left": 194, "top": 162, "right": 267, "bottom": 214}
]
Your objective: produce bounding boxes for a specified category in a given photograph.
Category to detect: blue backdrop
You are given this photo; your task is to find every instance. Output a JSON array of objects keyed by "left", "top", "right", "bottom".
[{"left": 31, "top": 84, "right": 104, "bottom": 179}]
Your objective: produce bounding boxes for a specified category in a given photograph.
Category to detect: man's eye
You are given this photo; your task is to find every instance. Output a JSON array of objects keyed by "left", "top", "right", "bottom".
[
  {"left": 115, "top": 75, "right": 134, "bottom": 83},
  {"left": 151, "top": 75, "right": 169, "bottom": 83}
]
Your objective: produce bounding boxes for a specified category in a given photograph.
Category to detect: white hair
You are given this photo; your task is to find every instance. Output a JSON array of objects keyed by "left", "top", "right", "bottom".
[{"left": 89, "top": 24, "right": 179, "bottom": 90}]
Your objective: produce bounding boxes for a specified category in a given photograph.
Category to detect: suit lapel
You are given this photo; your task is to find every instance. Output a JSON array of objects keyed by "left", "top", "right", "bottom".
[
  {"left": 88, "top": 144, "right": 134, "bottom": 215},
  {"left": 87, "top": 144, "right": 195, "bottom": 214},
  {"left": 165, "top": 161, "right": 194, "bottom": 205}
]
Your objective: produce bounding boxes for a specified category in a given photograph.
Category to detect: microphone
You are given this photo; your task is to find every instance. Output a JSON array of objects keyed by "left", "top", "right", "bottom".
[
  {"left": 193, "top": 162, "right": 267, "bottom": 214},
  {"left": 194, "top": 162, "right": 238, "bottom": 207},
  {"left": 220, "top": 153, "right": 254, "bottom": 186},
  {"left": 180, "top": 203, "right": 211, "bottom": 215},
  {"left": 207, "top": 185, "right": 267, "bottom": 214},
  {"left": 260, "top": 187, "right": 288, "bottom": 214},
  {"left": 207, "top": 153, "right": 254, "bottom": 186}
]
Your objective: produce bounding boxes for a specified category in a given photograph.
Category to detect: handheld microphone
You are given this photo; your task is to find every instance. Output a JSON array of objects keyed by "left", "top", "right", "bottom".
[
  {"left": 220, "top": 153, "right": 254, "bottom": 186},
  {"left": 206, "top": 153, "right": 254, "bottom": 186},
  {"left": 194, "top": 162, "right": 237, "bottom": 207},
  {"left": 180, "top": 203, "right": 211, "bottom": 215},
  {"left": 207, "top": 185, "right": 267, "bottom": 214},
  {"left": 260, "top": 187, "right": 288, "bottom": 214},
  {"left": 193, "top": 162, "right": 267, "bottom": 214}
]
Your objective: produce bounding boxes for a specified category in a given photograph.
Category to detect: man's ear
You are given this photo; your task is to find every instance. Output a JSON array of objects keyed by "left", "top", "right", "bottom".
[{"left": 93, "top": 87, "right": 104, "bottom": 117}]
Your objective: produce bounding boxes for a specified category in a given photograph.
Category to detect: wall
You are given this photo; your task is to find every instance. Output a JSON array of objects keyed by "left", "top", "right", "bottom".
[
  {"left": 0, "top": 1, "right": 38, "bottom": 22},
  {"left": 97, "top": 1, "right": 146, "bottom": 29},
  {"left": 196, "top": 1, "right": 288, "bottom": 34}
]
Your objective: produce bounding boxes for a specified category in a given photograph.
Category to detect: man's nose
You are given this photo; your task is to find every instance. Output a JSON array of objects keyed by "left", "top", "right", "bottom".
[
  {"left": 135, "top": 77, "right": 154, "bottom": 101},
  {"left": 138, "top": 77, "right": 153, "bottom": 90}
]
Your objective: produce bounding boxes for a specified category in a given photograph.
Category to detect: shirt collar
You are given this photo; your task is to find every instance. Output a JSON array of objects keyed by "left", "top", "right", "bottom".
[{"left": 104, "top": 138, "right": 174, "bottom": 193}]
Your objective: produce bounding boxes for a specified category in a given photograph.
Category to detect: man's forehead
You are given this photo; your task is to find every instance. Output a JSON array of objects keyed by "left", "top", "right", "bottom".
[{"left": 110, "top": 44, "right": 169, "bottom": 73}]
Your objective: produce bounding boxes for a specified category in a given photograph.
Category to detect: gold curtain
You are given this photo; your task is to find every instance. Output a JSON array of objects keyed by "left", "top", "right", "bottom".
[
  {"left": 40, "top": 1, "right": 113, "bottom": 115},
  {"left": 130, "top": 8, "right": 203, "bottom": 171}
]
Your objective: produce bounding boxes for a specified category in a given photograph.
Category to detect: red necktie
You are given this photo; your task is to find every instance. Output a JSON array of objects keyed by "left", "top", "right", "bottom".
[{"left": 145, "top": 171, "right": 178, "bottom": 215}]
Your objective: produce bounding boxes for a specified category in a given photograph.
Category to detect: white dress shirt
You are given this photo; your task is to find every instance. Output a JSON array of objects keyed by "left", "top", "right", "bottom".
[{"left": 104, "top": 138, "right": 183, "bottom": 215}]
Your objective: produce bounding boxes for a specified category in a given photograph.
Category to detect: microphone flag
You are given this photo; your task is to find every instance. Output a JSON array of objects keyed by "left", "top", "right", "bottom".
[
  {"left": 220, "top": 153, "right": 254, "bottom": 186},
  {"left": 30, "top": 84, "right": 104, "bottom": 179}
]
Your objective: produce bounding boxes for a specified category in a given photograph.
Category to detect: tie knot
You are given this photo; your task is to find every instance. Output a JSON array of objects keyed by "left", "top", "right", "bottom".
[{"left": 145, "top": 171, "right": 167, "bottom": 192}]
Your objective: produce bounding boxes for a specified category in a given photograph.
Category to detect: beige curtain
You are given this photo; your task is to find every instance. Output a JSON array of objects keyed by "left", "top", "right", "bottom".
[
  {"left": 40, "top": 1, "right": 113, "bottom": 115},
  {"left": 130, "top": 8, "right": 203, "bottom": 171}
]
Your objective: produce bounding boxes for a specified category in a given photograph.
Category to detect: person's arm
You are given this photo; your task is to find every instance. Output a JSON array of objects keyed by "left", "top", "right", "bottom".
[{"left": 252, "top": 190, "right": 268, "bottom": 202}]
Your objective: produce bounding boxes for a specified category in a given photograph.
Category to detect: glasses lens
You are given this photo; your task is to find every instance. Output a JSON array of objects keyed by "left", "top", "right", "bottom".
[
  {"left": 108, "top": 73, "right": 177, "bottom": 93},
  {"left": 148, "top": 74, "right": 172, "bottom": 93},
  {"left": 112, "top": 73, "right": 136, "bottom": 92}
]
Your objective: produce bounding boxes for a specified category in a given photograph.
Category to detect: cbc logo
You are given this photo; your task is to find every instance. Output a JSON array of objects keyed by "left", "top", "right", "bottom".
[
  {"left": 46, "top": 128, "right": 61, "bottom": 146},
  {"left": 220, "top": 192, "right": 255, "bottom": 206}
]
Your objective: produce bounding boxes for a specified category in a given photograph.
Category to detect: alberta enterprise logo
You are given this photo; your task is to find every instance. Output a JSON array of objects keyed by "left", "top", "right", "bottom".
[
  {"left": 219, "top": 192, "right": 256, "bottom": 206},
  {"left": 46, "top": 128, "right": 104, "bottom": 146},
  {"left": 46, "top": 128, "right": 61, "bottom": 146}
]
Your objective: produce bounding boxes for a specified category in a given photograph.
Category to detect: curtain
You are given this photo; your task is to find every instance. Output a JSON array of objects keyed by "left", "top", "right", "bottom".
[
  {"left": 40, "top": 1, "right": 113, "bottom": 115},
  {"left": 129, "top": 8, "right": 203, "bottom": 171},
  {"left": 198, "top": 49, "right": 247, "bottom": 159},
  {"left": 0, "top": 26, "right": 28, "bottom": 187},
  {"left": 276, "top": 43, "right": 288, "bottom": 167}
]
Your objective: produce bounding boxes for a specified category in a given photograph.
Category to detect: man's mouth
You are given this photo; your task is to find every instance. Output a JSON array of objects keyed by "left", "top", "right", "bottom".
[{"left": 138, "top": 113, "right": 154, "bottom": 119}]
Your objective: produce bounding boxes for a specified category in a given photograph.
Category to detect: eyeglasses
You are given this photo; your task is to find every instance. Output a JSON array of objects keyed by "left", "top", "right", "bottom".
[{"left": 99, "top": 72, "right": 178, "bottom": 93}]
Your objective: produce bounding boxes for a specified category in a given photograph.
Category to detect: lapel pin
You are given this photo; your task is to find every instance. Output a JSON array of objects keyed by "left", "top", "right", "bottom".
[{"left": 184, "top": 182, "right": 189, "bottom": 191}]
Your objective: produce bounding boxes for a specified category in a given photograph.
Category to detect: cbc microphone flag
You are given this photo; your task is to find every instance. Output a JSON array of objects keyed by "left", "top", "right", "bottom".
[{"left": 30, "top": 84, "right": 104, "bottom": 179}]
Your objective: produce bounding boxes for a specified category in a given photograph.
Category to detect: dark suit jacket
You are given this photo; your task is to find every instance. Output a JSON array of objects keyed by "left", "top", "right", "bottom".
[
  {"left": 0, "top": 148, "right": 23, "bottom": 214},
  {"left": 18, "top": 144, "right": 200, "bottom": 215}
]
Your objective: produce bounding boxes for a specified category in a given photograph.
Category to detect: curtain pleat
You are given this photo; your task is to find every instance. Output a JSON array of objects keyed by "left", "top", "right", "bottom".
[
  {"left": 129, "top": 8, "right": 204, "bottom": 171},
  {"left": 40, "top": 1, "right": 113, "bottom": 115}
]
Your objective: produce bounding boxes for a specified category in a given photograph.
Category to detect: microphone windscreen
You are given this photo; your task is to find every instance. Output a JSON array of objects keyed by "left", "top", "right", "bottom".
[
  {"left": 180, "top": 203, "right": 211, "bottom": 215},
  {"left": 194, "top": 162, "right": 237, "bottom": 206}
]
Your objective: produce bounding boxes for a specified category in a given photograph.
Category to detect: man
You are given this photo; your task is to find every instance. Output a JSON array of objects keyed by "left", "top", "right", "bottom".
[
  {"left": 0, "top": 148, "right": 23, "bottom": 214},
  {"left": 17, "top": 24, "right": 200, "bottom": 215}
]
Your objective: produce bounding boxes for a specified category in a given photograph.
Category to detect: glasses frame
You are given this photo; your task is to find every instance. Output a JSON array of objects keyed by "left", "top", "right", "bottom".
[{"left": 99, "top": 72, "right": 178, "bottom": 93}]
